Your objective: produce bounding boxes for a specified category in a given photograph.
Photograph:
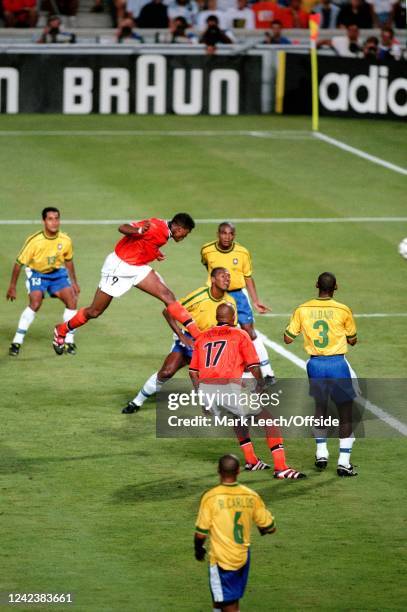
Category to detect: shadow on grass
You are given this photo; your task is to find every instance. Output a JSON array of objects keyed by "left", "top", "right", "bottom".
[{"left": 112, "top": 475, "right": 216, "bottom": 505}]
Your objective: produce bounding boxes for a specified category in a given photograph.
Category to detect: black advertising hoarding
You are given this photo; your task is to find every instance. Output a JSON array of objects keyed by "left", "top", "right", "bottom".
[
  {"left": 280, "top": 53, "right": 407, "bottom": 120},
  {"left": 0, "top": 52, "right": 262, "bottom": 115}
]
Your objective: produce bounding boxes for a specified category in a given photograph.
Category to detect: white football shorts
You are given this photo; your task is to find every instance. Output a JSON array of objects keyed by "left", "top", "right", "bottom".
[{"left": 99, "top": 252, "right": 152, "bottom": 298}]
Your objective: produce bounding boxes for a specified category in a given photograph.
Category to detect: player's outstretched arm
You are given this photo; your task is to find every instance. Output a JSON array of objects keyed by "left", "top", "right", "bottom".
[
  {"left": 162, "top": 308, "right": 194, "bottom": 349},
  {"left": 118, "top": 220, "right": 151, "bottom": 237},
  {"left": 65, "top": 260, "right": 80, "bottom": 295},
  {"left": 245, "top": 277, "right": 271, "bottom": 314},
  {"left": 6, "top": 263, "right": 22, "bottom": 301}
]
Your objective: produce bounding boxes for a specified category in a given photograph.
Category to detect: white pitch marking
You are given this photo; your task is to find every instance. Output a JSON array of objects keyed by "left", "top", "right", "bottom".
[
  {"left": 257, "top": 331, "right": 407, "bottom": 436},
  {"left": 1, "top": 217, "right": 407, "bottom": 225},
  {"left": 314, "top": 132, "right": 407, "bottom": 176},
  {"left": 0, "top": 129, "right": 313, "bottom": 139}
]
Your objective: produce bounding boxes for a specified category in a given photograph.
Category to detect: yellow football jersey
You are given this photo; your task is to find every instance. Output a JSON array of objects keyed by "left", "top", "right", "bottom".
[
  {"left": 200, "top": 241, "right": 252, "bottom": 291},
  {"left": 285, "top": 297, "right": 357, "bottom": 356},
  {"left": 180, "top": 286, "right": 237, "bottom": 332},
  {"left": 196, "top": 482, "right": 274, "bottom": 571},
  {"left": 16, "top": 231, "right": 73, "bottom": 274}
]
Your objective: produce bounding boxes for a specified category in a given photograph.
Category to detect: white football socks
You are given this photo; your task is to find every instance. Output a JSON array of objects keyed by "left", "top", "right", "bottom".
[
  {"left": 12, "top": 306, "right": 36, "bottom": 344},
  {"left": 63, "top": 308, "right": 77, "bottom": 344},
  {"left": 338, "top": 435, "right": 355, "bottom": 468},
  {"left": 253, "top": 335, "right": 274, "bottom": 377},
  {"left": 133, "top": 372, "right": 164, "bottom": 406}
]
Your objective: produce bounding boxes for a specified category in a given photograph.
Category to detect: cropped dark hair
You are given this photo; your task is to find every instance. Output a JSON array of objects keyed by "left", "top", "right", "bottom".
[
  {"left": 42, "top": 207, "right": 60, "bottom": 220},
  {"left": 218, "top": 454, "right": 240, "bottom": 476},
  {"left": 317, "top": 272, "right": 336, "bottom": 292},
  {"left": 170, "top": 213, "right": 195, "bottom": 231},
  {"left": 211, "top": 266, "right": 228, "bottom": 278}
]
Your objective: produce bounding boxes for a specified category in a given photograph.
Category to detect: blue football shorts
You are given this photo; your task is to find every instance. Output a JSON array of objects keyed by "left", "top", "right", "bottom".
[
  {"left": 170, "top": 331, "right": 194, "bottom": 361},
  {"left": 307, "top": 354, "right": 357, "bottom": 405},
  {"left": 25, "top": 267, "right": 71, "bottom": 297},
  {"left": 228, "top": 289, "right": 254, "bottom": 325},
  {"left": 209, "top": 551, "right": 250, "bottom": 605}
]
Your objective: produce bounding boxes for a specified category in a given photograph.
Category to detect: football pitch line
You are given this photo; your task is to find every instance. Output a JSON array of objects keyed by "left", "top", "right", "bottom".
[
  {"left": 257, "top": 331, "right": 407, "bottom": 437},
  {"left": 314, "top": 132, "right": 407, "bottom": 176},
  {"left": 1, "top": 218, "right": 407, "bottom": 225}
]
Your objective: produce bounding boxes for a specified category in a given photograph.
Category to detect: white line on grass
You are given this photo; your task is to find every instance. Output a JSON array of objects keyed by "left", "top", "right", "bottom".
[
  {"left": 1, "top": 217, "right": 407, "bottom": 225},
  {"left": 314, "top": 132, "right": 407, "bottom": 176},
  {"left": 263, "top": 313, "right": 407, "bottom": 318},
  {"left": 0, "top": 129, "right": 313, "bottom": 139},
  {"left": 257, "top": 331, "right": 407, "bottom": 436}
]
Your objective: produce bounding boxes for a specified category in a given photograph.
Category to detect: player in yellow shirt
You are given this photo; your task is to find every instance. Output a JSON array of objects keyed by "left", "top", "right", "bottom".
[
  {"left": 284, "top": 272, "right": 358, "bottom": 477},
  {"left": 195, "top": 454, "right": 276, "bottom": 612},
  {"left": 121, "top": 267, "right": 237, "bottom": 413},
  {"left": 6, "top": 207, "right": 80, "bottom": 356},
  {"left": 201, "top": 222, "right": 275, "bottom": 384}
]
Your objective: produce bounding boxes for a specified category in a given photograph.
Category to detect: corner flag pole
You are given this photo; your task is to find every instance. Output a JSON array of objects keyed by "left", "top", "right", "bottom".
[{"left": 309, "top": 14, "right": 321, "bottom": 132}]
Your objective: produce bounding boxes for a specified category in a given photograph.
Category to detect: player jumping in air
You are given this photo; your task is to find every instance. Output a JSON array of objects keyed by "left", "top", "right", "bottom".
[
  {"left": 284, "top": 272, "right": 358, "bottom": 477},
  {"left": 190, "top": 303, "right": 306, "bottom": 479},
  {"left": 122, "top": 267, "right": 236, "bottom": 413},
  {"left": 201, "top": 222, "right": 276, "bottom": 384},
  {"left": 52, "top": 213, "right": 200, "bottom": 354},
  {"left": 7, "top": 207, "right": 80, "bottom": 356}
]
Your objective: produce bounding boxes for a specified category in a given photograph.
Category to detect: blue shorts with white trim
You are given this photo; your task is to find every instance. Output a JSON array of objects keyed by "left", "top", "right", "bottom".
[
  {"left": 26, "top": 268, "right": 71, "bottom": 297},
  {"left": 307, "top": 354, "right": 356, "bottom": 405},
  {"left": 228, "top": 289, "right": 254, "bottom": 325},
  {"left": 209, "top": 551, "right": 250, "bottom": 604},
  {"left": 170, "top": 332, "right": 193, "bottom": 360}
]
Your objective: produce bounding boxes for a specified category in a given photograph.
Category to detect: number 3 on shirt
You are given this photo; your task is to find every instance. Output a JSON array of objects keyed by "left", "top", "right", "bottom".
[
  {"left": 313, "top": 319, "right": 329, "bottom": 348},
  {"left": 203, "top": 340, "right": 227, "bottom": 368}
]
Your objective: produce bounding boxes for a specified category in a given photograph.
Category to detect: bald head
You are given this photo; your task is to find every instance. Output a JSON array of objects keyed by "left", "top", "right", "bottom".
[
  {"left": 216, "top": 302, "right": 235, "bottom": 325},
  {"left": 218, "top": 454, "right": 240, "bottom": 477}
]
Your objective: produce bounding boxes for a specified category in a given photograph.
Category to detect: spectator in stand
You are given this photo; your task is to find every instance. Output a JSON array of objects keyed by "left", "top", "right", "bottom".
[
  {"left": 116, "top": 14, "right": 144, "bottom": 41},
  {"left": 168, "top": 0, "right": 199, "bottom": 26},
  {"left": 42, "top": 0, "right": 78, "bottom": 26},
  {"left": 38, "top": 14, "right": 76, "bottom": 42},
  {"left": 197, "top": 0, "right": 228, "bottom": 30},
  {"left": 312, "top": 0, "right": 340, "bottom": 28},
  {"left": 2, "top": 0, "right": 37, "bottom": 26},
  {"left": 137, "top": 0, "right": 169, "bottom": 27},
  {"left": 318, "top": 23, "right": 362, "bottom": 56},
  {"left": 337, "top": 0, "right": 373, "bottom": 29},
  {"left": 263, "top": 19, "right": 291, "bottom": 43},
  {"left": 366, "top": 0, "right": 395, "bottom": 26},
  {"left": 251, "top": 1, "right": 288, "bottom": 29},
  {"left": 391, "top": 1, "right": 406, "bottom": 28},
  {"left": 127, "top": 0, "right": 150, "bottom": 20},
  {"left": 284, "top": 0, "right": 309, "bottom": 28},
  {"left": 225, "top": 0, "right": 254, "bottom": 29},
  {"left": 170, "top": 15, "right": 199, "bottom": 40},
  {"left": 200, "top": 14, "right": 233, "bottom": 43},
  {"left": 362, "top": 34, "right": 379, "bottom": 58},
  {"left": 378, "top": 25, "right": 402, "bottom": 59}
]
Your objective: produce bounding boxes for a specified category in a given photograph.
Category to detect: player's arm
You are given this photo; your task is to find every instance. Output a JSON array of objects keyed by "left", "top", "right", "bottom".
[
  {"left": 200, "top": 247, "right": 208, "bottom": 269},
  {"left": 6, "top": 262, "right": 22, "bottom": 301},
  {"left": 194, "top": 496, "right": 211, "bottom": 560},
  {"left": 345, "top": 310, "right": 358, "bottom": 345},
  {"left": 284, "top": 308, "right": 301, "bottom": 344},
  {"left": 162, "top": 308, "right": 194, "bottom": 349},
  {"left": 118, "top": 220, "right": 151, "bottom": 237},
  {"left": 253, "top": 495, "right": 276, "bottom": 536},
  {"left": 189, "top": 345, "right": 200, "bottom": 391},
  {"left": 245, "top": 277, "right": 271, "bottom": 314},
  {"left": 65, "top": 259, "right": 80, "bottom": 295}
]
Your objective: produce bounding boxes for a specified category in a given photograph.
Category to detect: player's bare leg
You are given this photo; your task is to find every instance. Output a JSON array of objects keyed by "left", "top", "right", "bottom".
[
  {"left": 9, "top": 290, "right": 43, "bottom": 356},
  {"left": 123, "top": 352, "right": 188, "bottom": 414},
  {"left": 137, "top": 271, "right": 200, "bottom": 338},
  {"left": 53, "top": 286, "right": 79, "bottom": 355},
  {"left": 216, "top": 600, "right": 239, "bottom": 612},
  {"left": 53, "top": 288, "right": 113, "bottom": 354},
  {"left": 240, "top": 322, "right": 275, "bottom": 382}
]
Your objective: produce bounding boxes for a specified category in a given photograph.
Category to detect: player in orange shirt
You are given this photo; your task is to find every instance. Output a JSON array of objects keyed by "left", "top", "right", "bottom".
[
  {"left": 52, "top": 213, "right": 200, "bottom": 354},
  {"left": 190, "top": 303, "right": 306, "bottom": 479}
]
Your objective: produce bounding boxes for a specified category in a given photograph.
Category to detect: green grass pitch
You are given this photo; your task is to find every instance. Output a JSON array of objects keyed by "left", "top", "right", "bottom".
[{"left": 0, "top": 115, "right": 406, "bottom": 611}]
